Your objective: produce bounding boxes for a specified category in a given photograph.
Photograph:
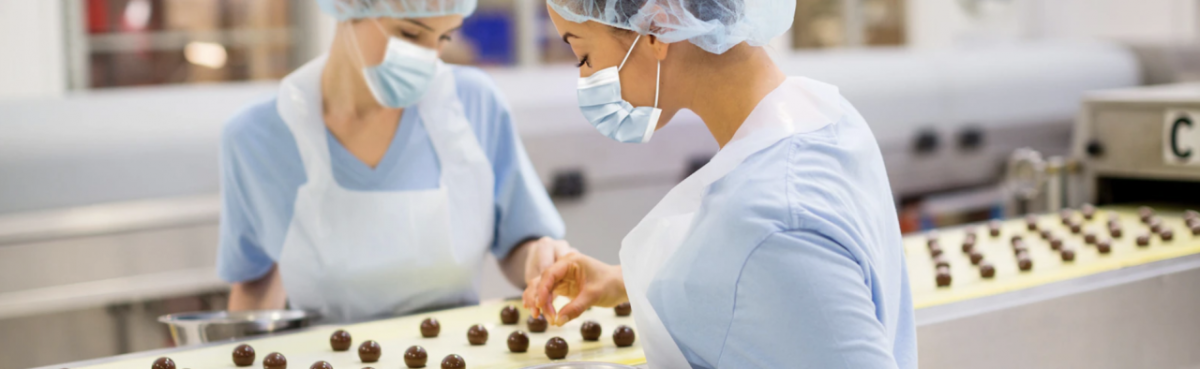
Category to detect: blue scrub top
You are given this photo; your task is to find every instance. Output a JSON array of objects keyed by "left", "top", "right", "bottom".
[
  {"left": 648, "top": 98, "right": 917, "bottom": 368},
  {"left": 216, "top": 66, "right": 565, "bottom": 283}
]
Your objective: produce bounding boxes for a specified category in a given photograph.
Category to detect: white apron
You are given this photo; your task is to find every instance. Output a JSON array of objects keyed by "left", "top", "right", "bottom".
[
  {"left": 619, "top": 77, "right": 839, "bottom": 368},
  {"left": 275, "top": 57, "right": 495, "bottom": 323}
]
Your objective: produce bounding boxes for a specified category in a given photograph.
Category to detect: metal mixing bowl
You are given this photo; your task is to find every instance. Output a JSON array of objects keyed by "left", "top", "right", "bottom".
[
  {"left": 523, "top": 363, "right": 640, "bottom": 369},
  {"left": 157, "top": 310, "right": 314, "bottom": 346}
]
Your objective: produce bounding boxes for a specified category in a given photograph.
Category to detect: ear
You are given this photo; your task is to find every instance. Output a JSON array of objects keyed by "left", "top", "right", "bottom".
[{"left": 647, "top": 35, "right": 669, "bottom": 61}]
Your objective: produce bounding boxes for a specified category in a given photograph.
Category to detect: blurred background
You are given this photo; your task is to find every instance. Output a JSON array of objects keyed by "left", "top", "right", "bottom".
[{"left": 1, "top": 0, "right": 1198, "bottom": 368}]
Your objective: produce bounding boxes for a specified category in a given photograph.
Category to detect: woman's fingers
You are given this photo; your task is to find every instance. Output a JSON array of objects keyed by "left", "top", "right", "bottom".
[
  {"left": 535, "top": 256, "right": 582, "bottom": 320},
  {"left": 523, "top": 276, "right": 542, "bottom": 317},
  {"left": 552, "top": 286, "right": 596, "bottom": 326}
]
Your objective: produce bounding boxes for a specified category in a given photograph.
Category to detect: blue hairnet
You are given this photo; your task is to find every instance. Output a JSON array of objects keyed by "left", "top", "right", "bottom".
[
  {"left": 317, "top": 0, "right": 477, "bottom": 20},
  {"left": 548, "top": 0, "right": 793, "bottom": 54}
]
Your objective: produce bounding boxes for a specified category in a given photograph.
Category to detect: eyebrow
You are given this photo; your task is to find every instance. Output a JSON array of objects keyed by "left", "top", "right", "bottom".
[
  {"left": 403, "top": 19, "right": 435, "bottom": 31},
  {"left": 562, "top": 32, "right": 579, "bottom": 44}
]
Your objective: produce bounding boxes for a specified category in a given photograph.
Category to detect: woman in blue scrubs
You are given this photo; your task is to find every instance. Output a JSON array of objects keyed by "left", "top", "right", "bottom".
[
  {"left": 525, "top": 0, "right": 918, "bottom": 367},
  {"left": 217, "top": 0, "right": 570, "bottom": 323}
]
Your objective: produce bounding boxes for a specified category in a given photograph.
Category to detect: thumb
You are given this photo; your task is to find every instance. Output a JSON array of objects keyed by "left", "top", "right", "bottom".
[{"left": 553, "top": 290, "right": 596, "bottom": 326}]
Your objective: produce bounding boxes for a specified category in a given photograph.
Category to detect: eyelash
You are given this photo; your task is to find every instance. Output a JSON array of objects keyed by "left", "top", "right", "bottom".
[{"left": 576, "top": 55, "right": 589, "bottom": 68}]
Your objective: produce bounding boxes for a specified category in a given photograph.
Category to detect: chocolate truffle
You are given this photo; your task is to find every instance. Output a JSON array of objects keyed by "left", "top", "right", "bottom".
[
  {"left": 1061, "top": 247, "right": 1076, "bottom": 262},
  {"left": 309, "top": 361, "right": 332, "bottom": 369},
  {"left": 1082, "top": 203, "right": 1096, "bottom": 220},
  {"left": 1150, "top": 218, "right": 1163, "bottom": 233},
  {"left": 935, "top": 266, "right": 952, "bottom": 287},
  {"left": 933, "top": 255, "right": 950, "bottom": 268},
  {"left": 1070, "top": 222, "right": 1082, "bottom": 234},
  {"left": 926, "top": 232, "right": 940, "bottom": 247},
  {"left": 929, "top": 244, "right": 944, "bottom": 258},
  {"left": 467, "top": 324, "right": 488, "bottom": 345},
  {"left": 1050, "top": 237, "right": 1063, "bottom": 250},
  {"left": 1025, "top": 215, "right": 1039, "bottom": 230},
  {"left": 527, "top": 314, "right": 548, "bottom": 332},
  {"left": 358, "top": 340, "right": 381, "bottom": 363},
  {"left": 1039, "top": 229, "right": 1052, "bottom": 240},
  {"left": 988, "top": 220, "right": 1002, "bottom": 237},
  {"left": 1010, "top": 235, "right": 1023, "bottom": 245},
  {"left": 979, "top": 262, "right": 996, "bottom": 279},
  {"left": 614, "top": 302, "right": 632, "bottom": 316},
  {"left": 1017, "top": 255, "right": 1033, "bottom": 271},
  {"left": 1109, "top": 225, "right": 1123, "bottom": 238},
  {"left": 969, "top": 250, "right": 985, "bottom": 265},
  {"left": 420, "top": 318, "right": 440, "bottom": 338},
  {"left": 330, "top": 330, "right": 352, "bottom": 351},
  {"left": 1139, "top": 206, "right": 1154, "bottom": 223},
  {"left": 1012, "top": 241, "right": 1028, "bottom": 255},
  {"left": 263, "top": 352, "right": 286, "bottom": 369},
  {"left": 507, "top": 331, "right": 530, "bottom": 353},
  {"left": 440, "top": 355, "right": 465, "bottom": 369},
  {"left": 1097, "top": 239, "right": 1112, "bottom": 254},
  {"left": 404, "top": 346, "right": 427, "bottom": 369},
  {"left": 232, "top": 344, "right": 255, "bottom": 367},
  {"left": 1084, "top": 231, "right": 1097, "bottom": 244},
  {"left": 545, "top": 337, "right": 569, "bottom": 360},
  {"left": 961, "top": 239, "right": 975, "bottom": 253},
  {"left": 1161, "top": 228, "right": 1175, "bottom": 241},
  {"left": 151, "top": 357, "right": 175, "bottom": 369},
  {"left": 1137, "top": 233, "right": 1151, "bottom": 247},
  {"left": 612, "top": 325, "right": 636, "bottom": 347},
  {"left": 580, "top": 320, "right": 602, "bottom": 341},
  {"left": 1191, "top": 223, "right": 1200, "bottom": 236},
  {"left": 500, "top": 305, "right": 520, "bottom": 325},
  {"left": 1060, "top": 209, "right": 1073, "bottom": 224}
]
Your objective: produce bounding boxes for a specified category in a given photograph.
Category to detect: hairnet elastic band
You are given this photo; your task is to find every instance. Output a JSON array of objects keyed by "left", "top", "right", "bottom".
[{"left": 618, "top": 34, "right": 642, "bottom": 70}]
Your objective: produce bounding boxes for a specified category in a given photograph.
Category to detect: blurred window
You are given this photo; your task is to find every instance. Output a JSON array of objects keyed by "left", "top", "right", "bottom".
[
  {"left": 78, "top": 0, "right": 297, "bottom": 88},
  {"left": 793, "top": 0, "right": 907, "bottom": 49}
]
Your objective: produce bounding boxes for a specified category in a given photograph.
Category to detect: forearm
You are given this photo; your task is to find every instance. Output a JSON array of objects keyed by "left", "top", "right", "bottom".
[{"left": 227, "top": 265, "right": 287, "bottom": 311}]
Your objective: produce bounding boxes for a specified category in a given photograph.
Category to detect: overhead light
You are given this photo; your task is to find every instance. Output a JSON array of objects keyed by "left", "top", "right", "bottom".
[{"left": 184, "top": 42, "right": 228, "bottom": 69}]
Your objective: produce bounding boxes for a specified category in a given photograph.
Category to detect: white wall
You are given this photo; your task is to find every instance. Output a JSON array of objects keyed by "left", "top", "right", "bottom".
[
  {"left": 0, "top": 1, "right": 67, "bottom": 99},
  {"left": 908, "top": 0, "right": 1200, "bottom": 49}
]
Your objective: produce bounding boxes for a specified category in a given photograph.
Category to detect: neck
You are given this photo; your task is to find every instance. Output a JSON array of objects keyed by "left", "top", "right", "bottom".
[
  {"left": 320, "top": 33, "right": 395, "bottom": 126},
  {"left": 681, "top": 45, "right": 786, "bottom": 148}
]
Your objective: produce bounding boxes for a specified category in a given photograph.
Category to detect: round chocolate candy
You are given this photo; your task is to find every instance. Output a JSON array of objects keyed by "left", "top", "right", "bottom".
[
  {"left": 330, "top": 329, "right": 352, "bottom": 351},
  {"left": 1191, "top": 223, "right": 1200, "bottom": 236},
  {"left": 1109, "top": 226, "right": 1123, "bottom": 238},
  {"left": 1012, "top": 241, "right": 1028, "bottom": 256},
  {"left": 1185, "top": 210, "right": 1199, "bottom": 221},
  {"left": 545, "top": 337, "right": 569, "bottom": 360},
  {"left": 969, "top": 250, "right": 985, "bottom": 265},
  {"left": 263, "top": 352, "right": 286, "bottom": 369},
  {"left": 404, "top": 346, "right": 427, "bottom": 368},
  {"left": 1084, "top": 231, "right": 1097, "bottom": 245},
  {"left": 926, "top": 232, "right": 940, "bottom": 248},
  {"left": 1025, "top": 215, "right": 1039, "bottom": 231},
  {"left": 1017, "top": 254, "right": 1033, "bottom": 271},
  {"left": 929, "top": 245, "right": 944, "bottom": 258},
  {"left": 1039, "top": 229, "right": 1052, "bottom": 240},
  {"left": 507, "top": 331, "right": 530, "bottom": 353},
  {"left": 579, "top": 320, "right": 602, "bottom": 341},
  {"left": 614, "top": 302, "right": 632, "bottom": 316},
  {"left": 935, "top": 266, "right": 952, "bottom": 287},
  {"left": 500, "top": 305, "right": 520, "bottom": 325},
  {"left": 527, "top": 314, "right": 548, "bottom": 333},
  {"left": 1060, "top": 209, "right": 1073, "bottom": 224},
  {"left": 1069, "top": 222, "right": 1082, "bottom": 234},
  {"left": 440, "top": 354, "right": 465, "bottom": 369},
  {"left": 964, "top": 231, "right": 977, "bottom": 244},
  {"left": 1150, "top": 218, "right": 1163, "bottom": 233},
  {"left": 988, "top": 220, "right": 1002, "bottom": 237},
  {"left": 358, "top": 340, "right": 381, "bottom": 363},
  {"left": 979, "top": 262, "right": 996, "bottom": 279},
  {"left": 232, "top": 344, "right": 255, "bottom": 367},
  {"left": 420, "top": 318, "right": 440, "bottom": 338},
  {"left": 151, "top": 357, "right": 175, "bottom": 369},
  {"left": 1010, "top": 235, "right": 1023, "bottom": 245},
  {"left": 1137, "top": 233, "right": 1151, "bottom": 247},
  {"left": 961, "top": 239, "right": 975, "bottom": 253},
  {"left": 1097, "top": 239, "right": 1112, "bottom": 254},
  {"left": 309, "top": 361, "right": 332, "bottom": 369},
  {"left": 612, "top": 325, "right": 636, "bottom": 347},
  {"left": 1139, "top": 206, "right": 1155, "bottom": 223},
  {"left": 1061, "top": 247, "right": 1076, "bottom": 262},
  {"left": 1161, "top": 229, "right": 1174, "bottom": 241},
  {"left": 1082, "top": 203, "right": 1096, "bottom": 220},
  {"left": 933, "top": 255, "right": 950, "bottom": 269},
  {"left": 467, "top": 324, "right": 488, "bottom": 345},
  {"left": 1050, "top": 237, "right": 1063, "bottom": 251}
]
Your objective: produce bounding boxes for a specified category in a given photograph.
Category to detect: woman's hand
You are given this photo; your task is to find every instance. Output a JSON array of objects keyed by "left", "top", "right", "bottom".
[
  {"left": 523, "top": 253, "right": 627, "bottom": 326},
  {"left": 522, "top": 237, "right": 578, "bottom": 286}
]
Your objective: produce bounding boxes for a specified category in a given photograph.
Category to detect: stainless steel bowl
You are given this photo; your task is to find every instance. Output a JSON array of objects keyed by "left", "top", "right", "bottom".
[
  {"left": 522, "top": 363, "right": 639, "bottom": 369},
  {"left": 157, "top": 310, "right": 314, "bottom": 346}
]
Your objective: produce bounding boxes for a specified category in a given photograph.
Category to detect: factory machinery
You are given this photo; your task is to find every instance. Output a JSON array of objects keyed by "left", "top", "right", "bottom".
[{"left": 3, "top": 41, "right": 1193, "bottom": 368}]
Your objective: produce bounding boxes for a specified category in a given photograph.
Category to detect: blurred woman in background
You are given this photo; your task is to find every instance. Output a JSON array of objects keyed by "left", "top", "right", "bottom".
[
  {"left": 525, "top": 0, "right": 918, "bottom": 367},
  {"left": 217, "top": 0, "right": 571, "bottom": 323}
]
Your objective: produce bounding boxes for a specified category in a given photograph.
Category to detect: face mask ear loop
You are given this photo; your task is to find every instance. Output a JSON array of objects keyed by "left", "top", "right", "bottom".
[
  {"left": 345, "top": 21, "right": 370, "bottom": 69},
  {"left": 617, "top": 34, "right": 642, "bottom": 71},
  {"left": 654, "top": 60, "right": 660, "bottom": 108}
]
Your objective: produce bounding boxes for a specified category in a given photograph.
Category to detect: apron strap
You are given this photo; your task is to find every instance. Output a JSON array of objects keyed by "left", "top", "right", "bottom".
[{"left": 278, "top": 56, "right": 336, "bottom": 186}]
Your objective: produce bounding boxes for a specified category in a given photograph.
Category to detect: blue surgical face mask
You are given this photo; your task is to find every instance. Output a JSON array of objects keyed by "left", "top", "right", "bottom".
[
  {"left": 349, "top": 20, "right": 439, "bottom": 108},
  {"left": 577, "top": 34, "right": 661, "bottom": 144}
]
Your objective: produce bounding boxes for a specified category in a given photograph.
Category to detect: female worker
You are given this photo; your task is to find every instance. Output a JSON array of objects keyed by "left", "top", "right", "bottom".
[
  {"left": 217, "top": 0, "right": 571, "bottom": 323},
  {"left": 525, "top": 0, "right": 917, "bottom": 367}
]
